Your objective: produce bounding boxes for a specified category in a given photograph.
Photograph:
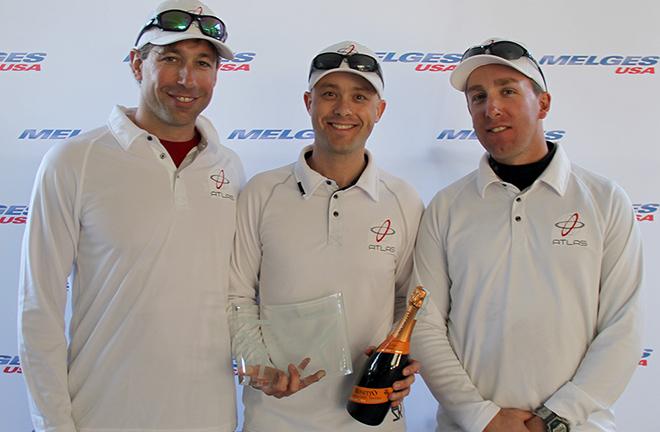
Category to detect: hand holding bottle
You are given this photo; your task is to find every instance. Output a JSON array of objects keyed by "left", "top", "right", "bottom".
[
  {"left": 347, "top": 287, "right": 427, "bottom": 425},
  {"left": 361, "top": 346, "right": 420, "bottom": 408}
]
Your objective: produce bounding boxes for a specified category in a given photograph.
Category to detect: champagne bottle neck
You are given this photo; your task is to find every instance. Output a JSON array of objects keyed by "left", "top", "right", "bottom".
[
  {"left": 376, "top": 303, "right": 420, "bottom": 354},
  {"left": 390, "top": 306, "right": 419, "bottom": 342}
]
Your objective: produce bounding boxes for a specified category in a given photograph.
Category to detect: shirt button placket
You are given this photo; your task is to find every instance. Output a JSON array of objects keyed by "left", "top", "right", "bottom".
[
  {"left": 511, "top": 194, "right": 524, "bottom": 238},
  {"left": 328, "top": 187, "right": 342, "bottom": 246}
]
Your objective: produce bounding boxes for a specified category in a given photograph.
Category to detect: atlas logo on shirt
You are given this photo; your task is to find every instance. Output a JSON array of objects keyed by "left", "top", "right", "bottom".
[
  {"left": 0, "top": 355, "right": 22, "bottom": 374},
  {"left": 209, "top": 169, "right": 234, "bottom": 200},
  {"left": 552, "top": 212, "right": 588, "bottom": 247},
  {"left": 0, "top": 204, "right": 28, "bottom": 224},
  {"left": 369, "top": 218, "right": 396, "bottom": 254},
  {"left": 633, "top": 203, "right": 658, "bottom": 222},
  {"left": 639, "top": 348, "right": 654, "bottom": 367}
]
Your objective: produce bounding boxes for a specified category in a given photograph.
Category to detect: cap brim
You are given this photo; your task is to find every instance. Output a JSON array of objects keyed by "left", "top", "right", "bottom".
[
  {"left": 449, "top": 54, "right": 545, "bottom": 92},
  {"left": 136, "top": 29, "right": 234, "bottom": 60},
  {"left": 308, "top": 68, "right": 384, "bottom": 98}
]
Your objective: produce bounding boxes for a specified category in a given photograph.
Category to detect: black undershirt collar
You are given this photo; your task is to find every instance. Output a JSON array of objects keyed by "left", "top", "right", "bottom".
[{"left": 488, "top": 141, "right": 557, "bottom": 191}]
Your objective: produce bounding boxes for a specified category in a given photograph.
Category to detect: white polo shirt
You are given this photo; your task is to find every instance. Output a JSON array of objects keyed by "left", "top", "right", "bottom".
[
  {"left": 412, "top": 145, "right": 643, "bottom": 432},
  {"left": 18, "top": 106, "right": 244, "bottom": 432},
  {"left": 230, "top": 146, "right": 424, "bottom": 432}
]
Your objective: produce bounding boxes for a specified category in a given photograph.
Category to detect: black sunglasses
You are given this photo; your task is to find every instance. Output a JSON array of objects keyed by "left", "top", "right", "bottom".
[
  {"left": 462, "top": 41, "right": 547, "bottom": 90},
  {"left": 135, "top": 9, "right": 228, "bottom": 46},
  {"left": 309, "top": 52, "right": 383, "bottom": 83}
]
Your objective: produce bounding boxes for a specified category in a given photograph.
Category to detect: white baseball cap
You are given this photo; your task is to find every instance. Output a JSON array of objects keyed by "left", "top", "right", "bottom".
[
  {"left": 450, "top": 37, "right": 547, "bottom": 92},
  {"left": 135, "top": 0, "right": 234, "bottom": 60},
  {"left": 308, "top": 41, "right": 384, "bottom": 98}
]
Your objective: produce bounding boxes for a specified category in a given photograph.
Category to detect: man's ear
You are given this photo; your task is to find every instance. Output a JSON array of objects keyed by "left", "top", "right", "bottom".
[
  {"left": 374, "top": 99, "right": 387, "bottom": 123},
  {"left": 538, "top": 92, "right": 551, "bottom": 120},
  {"left": 129, "top": 49, "right": 144, "bottom": 83},
  {"left": 303, "top": 91, "right": 312, "bottom": 114}
]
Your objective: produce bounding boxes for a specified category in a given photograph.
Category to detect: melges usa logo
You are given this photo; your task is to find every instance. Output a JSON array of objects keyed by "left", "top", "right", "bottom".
[
  {"left": 0, "top": 52, "right": 46, "bottom": 72},
  {"left": 373, "top": 50, "right": 660, "bottom": 75},
  {"left": 1, "top": 204, "right": 28, "bottom": 224},
  {"left": 539, "top": 54, "right": 659, "bottom": 75},
  {"left": 376, "top": 51, "right": 462, "bottom": 73},
  {"left": 0, "top": 355, "right": 22, "bottom": 374},
  {"left": 640, "top": 348, "right": 653, "bottom": 367},
  {"left": 122, "top": 52, "right": 255, "bottom": 72},
  {"left": 209, "top": 169, "right": 235, "bottom": 200},
  {"left": 228, "top": 128, "right": 314, "bottom": 140},
  {"left": 633, "top": 203, "right": 658, "bottom": 222},
  {"left": 18, "top": 129, "right": 82, "bottom": 140},
  {"left": 438, "top": 129, "right": 565, "bottom": 142},
  {"left": 552, "top": 212, "right": 588, "bottom": 247},
  {"left": 219, "top": 52, "right": 255, "bottom": 72},
  {"left": 369, "top": 218, "right": 396, "bottom": 254}
]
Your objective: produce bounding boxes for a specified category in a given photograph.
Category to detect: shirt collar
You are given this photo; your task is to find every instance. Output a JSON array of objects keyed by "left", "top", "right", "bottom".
[
  {"left": 107, "top": 105, "right": 215, "bottom": 154},
  {"left": 476, "top": 144, "right": 571, "bottom": 198},
  {"left": 293, "top": 145, "right": 380, "bottom": 201}
]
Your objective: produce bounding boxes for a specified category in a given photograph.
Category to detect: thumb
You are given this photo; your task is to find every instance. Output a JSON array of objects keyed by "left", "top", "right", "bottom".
[{"left": 510, "top": 408, "right": 534, "bottom": 422}]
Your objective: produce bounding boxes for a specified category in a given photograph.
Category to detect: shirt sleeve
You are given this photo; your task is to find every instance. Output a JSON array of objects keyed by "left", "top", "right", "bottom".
[
  {"left": 18, "top": 144, "right": 82, "bottom": 432},
  {"left": 544, "top": 184, "right": 643, "bottom": 427},
  {"left": 393, "top": 190, "right": 424, "bottom": 322},
  {"left": 411, "top": 199, "right": 500, "bottom": 432},
  {"left": 228, "top": 178, "right": 274, "bottom": 368}
]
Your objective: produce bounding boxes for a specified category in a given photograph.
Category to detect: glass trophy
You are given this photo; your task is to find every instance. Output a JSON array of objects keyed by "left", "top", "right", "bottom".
[{"left": 230, "top": 292, "right": 353, "bottom": 387}]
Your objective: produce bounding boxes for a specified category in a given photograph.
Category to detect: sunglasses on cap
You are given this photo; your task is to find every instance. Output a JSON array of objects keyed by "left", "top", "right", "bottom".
[
  {"left": 309, "top": 52, "right": 383, "bottom": 83},
  {"left": 462, "top": 40, "right": 547, "bottom": 89},
  {"left": 135, "top": 9, "right": 228, "bottom": 46}
]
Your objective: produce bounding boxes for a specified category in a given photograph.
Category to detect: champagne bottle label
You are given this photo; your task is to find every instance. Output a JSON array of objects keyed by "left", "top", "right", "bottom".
[
  {"left": 376, "top": 337, "right": 409, "bottom": 355},
  {"left": 349, "top": 385, "right": 393, "bottom": 404}
]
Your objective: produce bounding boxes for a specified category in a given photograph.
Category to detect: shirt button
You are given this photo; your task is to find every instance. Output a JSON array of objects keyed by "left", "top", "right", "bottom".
[
  {"left": 333, "top": 194, "right": 338, "bottom": 199},
  {"left": 502, "top": 183, "right": 507, "bottom": 187},
  {"left": 159, "top": 153, "right": 166, "bottom": 159},
  {"left": 515, "top": 216, "right": 522, "bottom": 222},
  {"left": 326, "top": 180, "right": 332, "bottom": 185},
  {"left": 147, "top": 136, "right": 153, "bottom": 141},
  {"left": 333, "top": 211, "right": 339, "bottom": 217},
  {"left": 515, "top": 197, "right": 522, "bottom": 202}
]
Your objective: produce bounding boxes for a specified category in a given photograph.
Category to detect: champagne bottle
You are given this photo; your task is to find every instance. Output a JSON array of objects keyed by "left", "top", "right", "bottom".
[{"left": 346, "top": 286, "right": 426, "bottom": 426}]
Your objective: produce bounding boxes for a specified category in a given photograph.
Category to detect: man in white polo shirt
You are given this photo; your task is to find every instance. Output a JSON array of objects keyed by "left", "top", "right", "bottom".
[
  {"left": 18, "top": 1, "right": 243, "bottom": 431},
  {"left": 412, "top": 38, "right": 643, "bottom": 432},
  {"left": 229, "top": 40, "right": 424, "bottom": 431}
]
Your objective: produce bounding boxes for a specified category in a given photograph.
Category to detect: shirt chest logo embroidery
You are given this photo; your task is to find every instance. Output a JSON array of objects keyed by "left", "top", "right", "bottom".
[
  {"left": 209, "top": 169, "right": 235, "bottom": 200},
  {"left": 369, "top": 218, "right": 396, "bottom": 254},
  {"left": 552, "top": 212, "right": 588, "bottom": 247}
]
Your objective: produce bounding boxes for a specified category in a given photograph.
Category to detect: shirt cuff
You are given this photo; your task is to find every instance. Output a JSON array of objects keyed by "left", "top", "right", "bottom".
[{"left": 544, "top": 381, "right": 605, "bottom": 427}]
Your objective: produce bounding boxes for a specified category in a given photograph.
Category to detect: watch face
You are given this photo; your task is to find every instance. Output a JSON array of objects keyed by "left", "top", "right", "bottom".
[{"left": 548, "top": 418, "right": 569, "bottom": 432}]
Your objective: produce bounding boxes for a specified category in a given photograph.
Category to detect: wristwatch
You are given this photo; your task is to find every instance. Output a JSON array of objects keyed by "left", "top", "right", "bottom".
[{"left": 534, "top": 406, "right": 570, "bottom": 432}]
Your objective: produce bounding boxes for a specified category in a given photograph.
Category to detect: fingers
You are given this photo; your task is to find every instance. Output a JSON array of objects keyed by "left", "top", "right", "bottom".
[
  {"left": 286, "top": 363, "right": 302, "bottom": 394},
  {"left": 262, "top": 369, "right": 289, "bottom": 397},
  {"left": 297, "top": 357, "right": 311, "bottom": 371},
  {"left": 510, "top": 408, "right": 534, "bottom": 422},
  {"left": 388, "top": 382, "right": 411, "bottom": 402},
  {"left": 363, "top": 345, "right": 377, "bottom": 356},
  {"left": 389, "top": 361, "right": 417, "bottom": 401},
  {"left": 402, "top": 359, "right": 421, "bottom": 376},
  {"left": 250, "top": 358, "right": 326, "bottom": 398},
  {"left": 301, "top": 369, "right": 326, "bottom": 387}
]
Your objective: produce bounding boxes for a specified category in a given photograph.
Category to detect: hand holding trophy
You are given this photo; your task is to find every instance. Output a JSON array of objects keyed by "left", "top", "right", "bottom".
[{"left": 230, "top": 293, "right": 351, "bottom": 397}]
